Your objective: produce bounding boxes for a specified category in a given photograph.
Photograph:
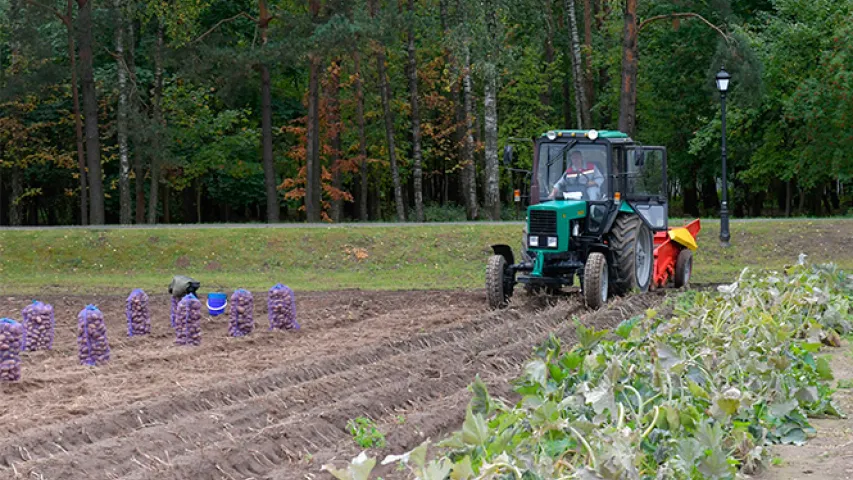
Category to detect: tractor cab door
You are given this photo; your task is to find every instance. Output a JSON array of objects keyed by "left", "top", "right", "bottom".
[{"left": 622, "top": 146, "right": 668, "bottom": 231}]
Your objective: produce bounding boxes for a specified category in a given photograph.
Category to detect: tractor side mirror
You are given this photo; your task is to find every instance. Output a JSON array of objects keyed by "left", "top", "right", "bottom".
[
  {"left": 502, "top": 145, "right": 513, "bottom": 166},
  {"left": 635, "top": 149, "right": 645, "bottom": 167}
]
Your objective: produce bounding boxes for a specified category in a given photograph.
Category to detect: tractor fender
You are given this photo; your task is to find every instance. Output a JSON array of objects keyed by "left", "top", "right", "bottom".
[
  {"left": 584, "top": 243, "right": 614, "bottom": 265},
  {"left": 491, "top": 244, "right": 515, "bottom": 266}
]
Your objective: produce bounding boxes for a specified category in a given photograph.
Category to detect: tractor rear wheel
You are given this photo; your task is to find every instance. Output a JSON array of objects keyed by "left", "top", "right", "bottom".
[
  {"left": 486, "top": 255, "right": 512, "bottom": 309},
  {"left": 674, "top": 249, "right": 693, "bottom": 288},
  {"left": 610, "top": 214, "right": 653, "bottom": 295},
  {"left": 583, "top": 252, "right": 609, "bottom": 309}
]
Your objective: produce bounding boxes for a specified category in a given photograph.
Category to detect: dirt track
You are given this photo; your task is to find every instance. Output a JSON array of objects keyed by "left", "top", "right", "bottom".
[{"left": 0, "top": 289, "right": 661, "bottom": 480}]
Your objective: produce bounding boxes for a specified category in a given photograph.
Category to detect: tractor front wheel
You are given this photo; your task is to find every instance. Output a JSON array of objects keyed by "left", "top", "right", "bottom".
[
  {"left": 674, "top": 249, "right": 693, "bottom": 288},
  {"left": 610, "top": 214, "right": 653, "bottom": 295},
  {"left": 486, "top": 255, "right": 513, "bottom": 309},
  {"left": 583, "top": 252, "right": 609, "bottom": 309}
]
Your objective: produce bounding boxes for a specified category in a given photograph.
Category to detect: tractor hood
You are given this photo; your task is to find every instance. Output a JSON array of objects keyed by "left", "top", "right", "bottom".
[
  {"left": 525, "top": 200, "right": 587, "bottom": 252},
  {"left": 528, "top": 199, "right": 588, "bottom": 218}
]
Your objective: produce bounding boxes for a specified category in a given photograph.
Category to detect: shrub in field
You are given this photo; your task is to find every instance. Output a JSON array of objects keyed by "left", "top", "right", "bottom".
[
  {"left": 338, "top": 262, "right": 853, "bottom": 479},
  {"left": 0, "top": 319, "right": 24, "bottom": 382},
  {"left": 268, "top": 284, "right": 299, "bottom": 331},
  {"left": 346, "top": 417, "right": 386, "bottom": 449},
  {"left": 175, "top": 294, "right": 202, "bottom": 346},
  {"left": 229, "top": 289, "right": 254, "bottom": 337},
  {"left": 22, "top": 301, "right": 54, "bottom": 351},
  {"left": 126, "top": 289, "right": 151, "bottom": 337},
  {"left": 77, "top": 305, "right": 111, "bottom": 366}
]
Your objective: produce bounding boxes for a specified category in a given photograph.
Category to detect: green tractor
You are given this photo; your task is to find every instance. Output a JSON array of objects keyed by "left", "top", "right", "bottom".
[{"left": 487, "top": 129, "right": 698, "bottom": 309}]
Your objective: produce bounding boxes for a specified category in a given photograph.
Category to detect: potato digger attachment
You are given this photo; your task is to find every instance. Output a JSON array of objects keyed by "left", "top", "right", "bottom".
[{"left": 487, "top": 129, "right": 701, "bottom": 309}]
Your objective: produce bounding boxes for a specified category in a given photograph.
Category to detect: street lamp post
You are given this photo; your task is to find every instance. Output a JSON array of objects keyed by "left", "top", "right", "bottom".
[{"left": 716, "top": 67, "right": 732, "bottom": 247}]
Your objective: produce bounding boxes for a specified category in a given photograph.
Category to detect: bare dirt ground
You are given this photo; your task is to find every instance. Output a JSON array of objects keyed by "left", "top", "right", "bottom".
[
  {"left": 755, "top": 342, "right": 853, "bottom": 480},
  {"left": 0, "top": 289, "right": 662, "bottom": 480}
]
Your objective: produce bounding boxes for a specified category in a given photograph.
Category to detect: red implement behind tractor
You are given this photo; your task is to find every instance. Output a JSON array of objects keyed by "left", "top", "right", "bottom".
[{"left": 652, "top": 219, "right": 701, "bottom": 289}]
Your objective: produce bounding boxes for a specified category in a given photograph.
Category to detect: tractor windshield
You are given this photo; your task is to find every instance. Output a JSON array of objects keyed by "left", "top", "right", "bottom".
[{"left": 538, "top": 142, "right": 608, "bottom": 201}]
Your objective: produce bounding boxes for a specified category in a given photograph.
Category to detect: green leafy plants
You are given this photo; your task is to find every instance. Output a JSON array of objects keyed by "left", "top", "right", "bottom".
[
  {"left": 346, "top": 417, "right": 386, "bottom": 449},
  {"left": 333, "top": 261, "right": 852, "bottom": 479}
]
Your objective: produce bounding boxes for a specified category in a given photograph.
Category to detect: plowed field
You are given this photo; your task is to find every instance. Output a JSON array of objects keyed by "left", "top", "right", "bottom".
[{"left": 0, "top": 290, "right": 662, "bottom": 480}]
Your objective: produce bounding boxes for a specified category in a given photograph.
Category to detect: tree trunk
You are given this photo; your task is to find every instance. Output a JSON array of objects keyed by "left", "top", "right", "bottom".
[
  {"left": 77, "top": 0, "right": 104, "bottom": 224},
  {"left": 9, "top": 167, "right": 23, "bottom": 226},
  {"left": 701, "top": 176, "right": 719, "bottom": 214},
  {"left": 562, "top": 78, "right": 572, "bottom": 129},
  {"left": 542, "top": 0, "right": 555, "bottom": 107},
  {"left": 376, "top": 49, "right": 407, "bottom": 221},
  {"left": 484, "top": 67, "right": 500, "bottom": 220},
  {"left": 258, "top": 1, "right": 278, "bottom": 223},
  {"left": 114, "top": 0, "right": 131, "bottom": 224},
  {"left": 618, "top": 0, "right": 638, "bottom": 136},
  {"left": 305, "top": 53, "right": 323, "bottom": 222},
  {"left": 147, "top": 19, "right": 164, "bottom": 224},
  {"left": 785, "top": 178, "right": 793, "bottom": 217},
  {"left": 327, "top": 59, "right": 344, "bottom": 223},
  {"left": 483, "top": 1, "right": 500, "bottom": 220},
  {"left": 583, "top": 0, "right": 594, "bottom": 119},
  {"left": 127, "top": 19, "right": 145, "bottom": 224},
  {"left": 355, "top": 63, "right": 369, "bottom": 222},
  {"left": 64, "top": 3, "right": 88, "bottom": 225},
  {"left": 441, "top": 0, "right": 468, "bottom": 212},
  {"left": 596, "top": 0, "right": 612, "bottom": 126},
  {"left": 163, "top": 183, "right": 170, "bottom": 223},
  {"left": 565, "top": 0, "right": 590, "bottom": 129},
  {"left": 354, "top": 51, "right": 369, "bottom": 221},
  {"left": 407, "top": 0, "right": 424, "bottom": 222},
  {"left": 259, "top": 63, "right": 279, "bottom": 222},
  {"left": 461, "top": 51, "right": 478, "bottom": 220},
  {"left": 683, "top": 173, "right": 700, "bottom": 217},
  {"left": 197, "top": 178, "right": 202, "bottom": 223}
]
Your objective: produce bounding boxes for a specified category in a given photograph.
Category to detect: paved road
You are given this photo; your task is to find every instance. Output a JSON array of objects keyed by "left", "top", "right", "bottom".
[{"left": 0, "top": 217, "right": 848, "bottom": 231}]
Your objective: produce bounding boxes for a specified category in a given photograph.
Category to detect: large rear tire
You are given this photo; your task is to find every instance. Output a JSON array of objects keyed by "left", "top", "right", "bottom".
[
  {"left": 674, "top": 249, "right": 693, "bottom": 288},
  {"left": 583, "top": 252, "right": 608, "bottom": 309},
  {"left": 486, "top": 255, "right": 512, "bottom": 309},
  {"left": 610, "top": 214, "right": 653, "bottom": 295}
]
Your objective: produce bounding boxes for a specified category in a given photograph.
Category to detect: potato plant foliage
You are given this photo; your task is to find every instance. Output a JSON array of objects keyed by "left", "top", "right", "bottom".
[{"left": 327, "top": 262, "right": 853, "bottom": 480}]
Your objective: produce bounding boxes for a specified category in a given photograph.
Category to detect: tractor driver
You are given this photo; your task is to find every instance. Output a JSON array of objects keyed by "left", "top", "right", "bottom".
[{"left": 548, "top": 150, "right": 604, "bottom": 200}]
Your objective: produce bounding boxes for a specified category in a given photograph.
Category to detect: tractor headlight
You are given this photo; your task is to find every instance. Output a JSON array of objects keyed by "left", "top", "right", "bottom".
[
  {"left": 546, "top": 130, "right": 557, "bottom": 141},
  {"left": 547, "top": 237, "right": 558, "bottom": 248},
  {"left": 587, "top": 129, "right": 599, "bottom": 140},
  {"left": 572, "top": 223, "right": 580, "bottom": 237},
  {"left": 529, "top": 235, "right": 539, "bottom": 247}
]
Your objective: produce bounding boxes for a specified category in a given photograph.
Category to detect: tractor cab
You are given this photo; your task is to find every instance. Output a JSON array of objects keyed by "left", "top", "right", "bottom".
[
  {"left": 531, "top": 129, "right": 668, "bottom": 232},
  {"left": 487, "top": 129, "right": 699, "bottom": 310}
]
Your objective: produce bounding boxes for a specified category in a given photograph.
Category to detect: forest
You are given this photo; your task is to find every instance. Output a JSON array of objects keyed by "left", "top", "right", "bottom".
[{"left": 0, "top": 0, "right": 851, "bottom": 225}]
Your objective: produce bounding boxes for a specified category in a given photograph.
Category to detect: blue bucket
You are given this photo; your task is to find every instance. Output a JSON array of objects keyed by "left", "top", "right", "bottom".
[{"left": 207, "top": 293, "right": 227, "bottom": 316}]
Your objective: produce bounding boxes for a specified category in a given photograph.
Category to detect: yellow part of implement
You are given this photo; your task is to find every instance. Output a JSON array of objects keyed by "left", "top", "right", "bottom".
[{"left": 668, "top": 227, "right": 698, "bottom": 251}]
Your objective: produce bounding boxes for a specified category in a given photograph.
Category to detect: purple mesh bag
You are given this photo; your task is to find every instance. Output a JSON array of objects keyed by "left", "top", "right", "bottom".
[
  {"left": 229, "top": 289, "right": 254, "bottom": 337},
  {"left": 170, "top": 296, "right": 179, "bottom": 328},
  {"left": 77, "top": 305, "right": 111, "bottom": 366},
  {"left": 126, "top": 289, "right": 151, "bottom": 337},
  {"left": 0, "top": 319, "right": 24, "bottom": 382},
  {"left": 175, "top": 294, "right": 202, "bottom": 346},
  {"left": 268, "top": 284, "right": 299, "bottom": 331},
  {"left": 22, "top": 301, "right": 54, "bottom": 351}
]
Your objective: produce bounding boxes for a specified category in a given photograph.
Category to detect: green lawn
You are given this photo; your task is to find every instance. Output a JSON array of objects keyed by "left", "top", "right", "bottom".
[{"left": 0, "top": 219, "right": 850, "bottom": 294}]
